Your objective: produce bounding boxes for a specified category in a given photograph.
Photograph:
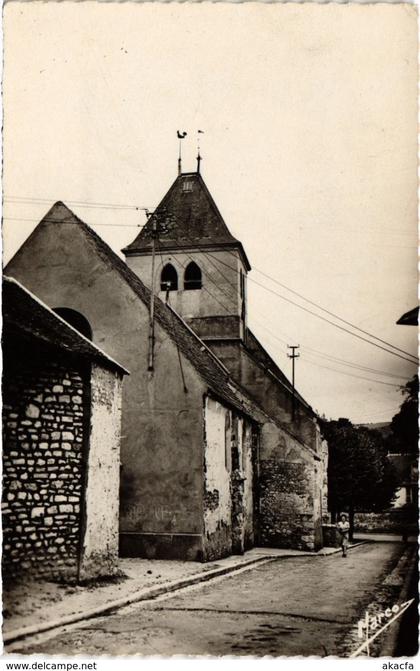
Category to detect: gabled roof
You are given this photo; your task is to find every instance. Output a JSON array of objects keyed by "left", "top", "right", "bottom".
[
  {"left": 122, "top": 172, "right": 251, "bottom": 271},
  {"left": 397, "top": 307, "right": 418, "bottom": 326},
  {"left": 6, "top": 202, "right": 260, "bottom": 422},
  {"left": 244, "top": 328, "right": 313, "bottom": 413},
  {"left": 3, "top": 276, "right": 128, "bottom": 376}
]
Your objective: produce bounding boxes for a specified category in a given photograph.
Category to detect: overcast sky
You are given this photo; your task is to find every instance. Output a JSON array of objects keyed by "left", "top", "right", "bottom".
[{"left": 3, "top": 2, "right": 418, "bottom": 423}]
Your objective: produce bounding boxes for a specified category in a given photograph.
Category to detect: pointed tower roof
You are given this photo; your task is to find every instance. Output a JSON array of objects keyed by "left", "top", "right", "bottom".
[{"left": 122, "top": 172, "right": 251, "bottom": 270}]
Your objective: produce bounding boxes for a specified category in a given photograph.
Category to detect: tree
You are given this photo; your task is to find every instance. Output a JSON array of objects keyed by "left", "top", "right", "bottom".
[
  {"left": 321, "top": 418, "right": 398, "bottom": 539},
  {"left": 388, "top": 375, "right": 419, "bottom": 454}
]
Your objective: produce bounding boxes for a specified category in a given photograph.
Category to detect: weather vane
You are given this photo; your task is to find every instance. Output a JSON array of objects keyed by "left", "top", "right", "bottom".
[
  {"left": 197, "top": 130, "right": 204, "bottom": 173},
  {"left": 177, "top": 130, "right": 187, "bottom": 175}
]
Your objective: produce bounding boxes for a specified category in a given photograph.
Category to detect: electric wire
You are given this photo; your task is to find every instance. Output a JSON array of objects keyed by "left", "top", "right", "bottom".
[
  {"left": 3, "top": 216, "right": 146, "bottom": 229},
  {"left": 158, "top": 225, "right": 417, "bottom": 372},
  {"left": 254, "top": 321, "right": 406, "bottom": 389},
  {"left": 156, "top": 237, "right": 188, "bottom": 393},
  {"left": 147, "top": 217, "right": 417, "bottom": 364},
  {"left": 251, "top": 314, "right": 409, "bottom": 380},
  {"left": 5, "top": 196, "right": 418, "bottom": 358},
  {"left": 4, "top": 195, "right": 146, "bottom": 211},
  {"left": 300, "top": 356, "right": 403, "bottom": 388},
  {"left": 154, "top": 236, "right": 238, "bottom": 317},
  {"left": 193, "top": 247, "right": 418, "bottom": 365},
  {"left": 253, "top": 266, "right": 418, "bottom": 361},
  {"left": 5, "top": 198, "right": 417, "bottom": 366},
  {"left": 155, "top": 236, "right": 410, "bottom": 390}
]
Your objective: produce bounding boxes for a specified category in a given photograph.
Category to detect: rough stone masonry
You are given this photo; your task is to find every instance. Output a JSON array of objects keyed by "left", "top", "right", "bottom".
[{"left": 2, "top": 358, "right": 86, "bottom": 580}]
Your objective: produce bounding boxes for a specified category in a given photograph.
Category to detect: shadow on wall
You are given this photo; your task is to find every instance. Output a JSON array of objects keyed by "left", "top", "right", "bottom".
[{"left": 53, "top": 308, "right": 93, "bottom": 340}]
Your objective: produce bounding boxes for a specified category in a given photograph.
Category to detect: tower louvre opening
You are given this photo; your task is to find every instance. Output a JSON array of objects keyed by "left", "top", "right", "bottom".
[{"left": 184, "top": 262, "right": 202, "bottom": 290}]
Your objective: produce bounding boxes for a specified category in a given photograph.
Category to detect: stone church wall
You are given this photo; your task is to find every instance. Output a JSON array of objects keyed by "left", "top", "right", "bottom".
[{"left": 259, "top": 422, "right": 322, "bottom": 551}]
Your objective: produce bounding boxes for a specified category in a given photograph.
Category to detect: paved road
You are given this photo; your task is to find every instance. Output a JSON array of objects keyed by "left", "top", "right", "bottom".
[{"left": 12, "top": 543, "right": 408, "bottom": 657}]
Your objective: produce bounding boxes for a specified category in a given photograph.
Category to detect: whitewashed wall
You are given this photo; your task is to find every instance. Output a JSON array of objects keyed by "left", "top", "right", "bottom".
[{"left": 79, "top": 363, "right": 123, "bottom": 580}]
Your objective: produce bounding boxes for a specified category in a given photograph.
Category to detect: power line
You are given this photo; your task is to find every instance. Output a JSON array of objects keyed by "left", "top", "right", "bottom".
[
  {"left": 251, "top": 314, "right": 408, "bottom": 381},
  {"left": 3, "top": 216, "right": 146, "bottom": 229},
  {"left": 162, "top": 235, "right": 418, "bottom": 367},
  {"left": 156, "top": 237, "right": 188, "bottom": 394},
  {"left": 253, "top": 266, "right": 418, "bottom": 361},
  {"left": 300, "top": 356, "right": 403, "bottom": 388},
  {"left": 192, "top": 246, "right": 418, "bottom": 365},
  {"left": 250, "top": 276, "right": 418, "bottom": 366},
  {"left": 148, "top": 223, "right": 414, "bottom": 386},
  {"left": 4, "top": 195, "right": 147, "bottom": 212},
  {"left": 154, "top": 237, "right": 238, "bottom": 316},
  {"left": 194, "top": 249, "right": 418, "bottom": 365},
  {"left": 6, "top": 196, "right": 418, "bottom": 362},
  {"left": 251, "top": 313, "right": 409, "bottom": 379},
  {"left": 301, "top": 348, "right": 408, "bottom": 380},
  {"left": 152, "top": 239, "right": 406, "bottom": 393},
  {"left": 7, "top": 194, "right": 417, "bottom": 237},
  {"left": 151, "top": 227, "right": 418, "bottom": 365},
  {"left": 7, "top": 198, "right": 417, "bottom": 366},
  {"left": 254, "top": 320, "right": 408, "bottom": 388}
]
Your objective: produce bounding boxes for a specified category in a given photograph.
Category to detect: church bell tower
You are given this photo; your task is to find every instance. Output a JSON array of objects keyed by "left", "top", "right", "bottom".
[{"left": 122, "top": 162, "right": 251, "bottom": 343}]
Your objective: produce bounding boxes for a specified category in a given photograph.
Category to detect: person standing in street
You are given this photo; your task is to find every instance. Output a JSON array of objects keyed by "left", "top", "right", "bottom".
[{"left": 336, "top": 512, "right": 350, "bottom": 557}]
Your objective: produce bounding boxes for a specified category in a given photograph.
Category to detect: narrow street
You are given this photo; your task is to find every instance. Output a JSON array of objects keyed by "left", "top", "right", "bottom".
[{"left": 11, "top": 542, "right": 411, "bottom": 657}]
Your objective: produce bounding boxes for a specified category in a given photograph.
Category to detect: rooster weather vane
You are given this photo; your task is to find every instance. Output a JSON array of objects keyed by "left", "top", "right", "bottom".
[{"left": 177, "top": 130, "right": 204, "bottom": 174}]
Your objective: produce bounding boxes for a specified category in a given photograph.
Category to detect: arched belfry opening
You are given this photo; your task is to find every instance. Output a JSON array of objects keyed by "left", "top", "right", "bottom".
[
  {"left": 160, "top": 263, "right": 178, "bottom": 291},
  {"left": 184, "top": 262, "right": 202, "bottom": 291},
  {"left": 53, "top": 308, "right": 93, "bottom": 340}
]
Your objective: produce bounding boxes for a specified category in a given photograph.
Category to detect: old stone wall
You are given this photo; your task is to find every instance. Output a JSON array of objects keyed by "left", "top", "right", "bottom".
[
  {"left": 259, "top": 422, "right": 319, "bottom": 551},
  {"left": 2, "top": 345, "right": 86, "bottom": 581},
  {"left": 321, "top": 438, "right": 329, "bottom": 522},
  {"left": 354, "top": 510, "right": 418, "bottom": 534}
]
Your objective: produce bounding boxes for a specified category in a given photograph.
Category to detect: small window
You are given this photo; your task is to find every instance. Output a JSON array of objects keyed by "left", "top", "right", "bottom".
[
  {"left": 160, "top": 263, "right": 178, "bottom": 291},
  {"left": 182, "top": 180, "right": 193, "bottom": 192},
  {"left": 184, "top": 262, "right": 202, "bottom": 290}
]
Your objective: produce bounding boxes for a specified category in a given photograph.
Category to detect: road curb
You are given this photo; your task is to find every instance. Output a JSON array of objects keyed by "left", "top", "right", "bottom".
[
  {"left": 3, "top": 542, "right": 366, "bottom": 646},
  {"left": 317, "top": 541, "right": 366, "bottom": 556},
  {"left": 3, "top": 555, "right": 273, "bottom": 645}
]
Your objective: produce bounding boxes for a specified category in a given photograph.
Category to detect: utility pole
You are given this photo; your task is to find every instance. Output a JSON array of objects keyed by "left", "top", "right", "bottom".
[
  {"left": 147, "top": 218, "right": 158, "bottom": 371},
  {"left": 287, "top": 344, "right": 300, "bottom": 421},
  {"left": 147, "top": 209, "right": 175, "bottom": 372}
]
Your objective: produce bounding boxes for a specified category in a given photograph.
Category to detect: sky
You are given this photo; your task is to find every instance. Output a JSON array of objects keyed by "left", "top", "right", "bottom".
[{"left": 3, "top": 2, "right": 418, "bottom": 424}]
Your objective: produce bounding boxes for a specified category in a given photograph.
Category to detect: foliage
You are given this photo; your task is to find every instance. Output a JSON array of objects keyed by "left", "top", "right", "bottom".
[
  {"left": 320, "top": 417, "right": 398, "bottom": 537},
  {"left": 388, "top": 375, "right": 419, "bottom": 454}
]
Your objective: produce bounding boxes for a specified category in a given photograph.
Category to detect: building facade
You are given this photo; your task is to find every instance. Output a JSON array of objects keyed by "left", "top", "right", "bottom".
[
  {"left": 123, "top": 169, "right": 329, "bottom": 550},
  {"left": 5, "top": 167, "right": 328, "bottom": 559},
  {"left": 2, "top": 277, "right": 126, "bottom": 581}
]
